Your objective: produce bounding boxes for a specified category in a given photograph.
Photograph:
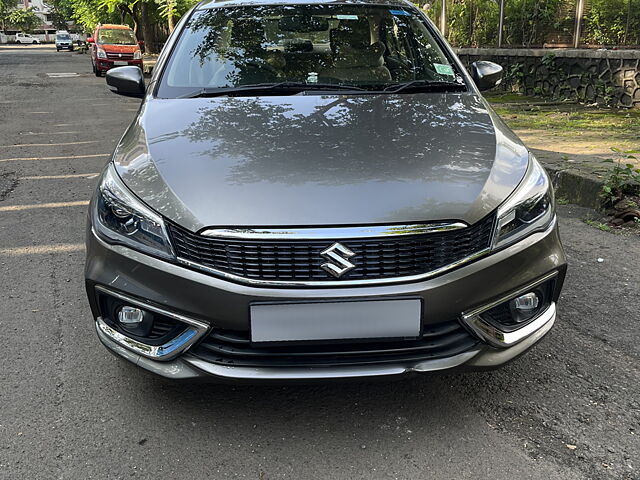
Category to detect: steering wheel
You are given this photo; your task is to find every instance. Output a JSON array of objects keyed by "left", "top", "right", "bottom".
[{"left": 244, "top": 60, "right": 279, "bottom": 76}]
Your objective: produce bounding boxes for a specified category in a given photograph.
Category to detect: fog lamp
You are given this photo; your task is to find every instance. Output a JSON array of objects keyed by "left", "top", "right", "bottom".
[
  {"left": 512, "top": 292, "right": 540, "bottom": 312},
  {"left": 118, "top": 306, "right": 145, "bottom": 324}
]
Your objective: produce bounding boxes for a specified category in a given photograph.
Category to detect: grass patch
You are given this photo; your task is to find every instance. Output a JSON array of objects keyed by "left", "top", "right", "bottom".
[
  {"left": 585, "top": 219, "right": 612, "bottom": 232},
  {"left": 485, "top": 92, "right": 540, "bottom": 104},
  {"left": 491, "top": 104, "right": 640, "bottom": 138}
]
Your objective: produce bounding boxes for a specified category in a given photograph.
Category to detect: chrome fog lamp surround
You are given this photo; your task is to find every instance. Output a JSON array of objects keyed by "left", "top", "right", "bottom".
[
  {"left": 493, "top": 153, "right": 555, "bottom": 250},
  {"left": 461, "top": 272, "right": 558, "bottom": 348},
  {"left": 94, "top": 286, "right": 209, "bottom": 360}
]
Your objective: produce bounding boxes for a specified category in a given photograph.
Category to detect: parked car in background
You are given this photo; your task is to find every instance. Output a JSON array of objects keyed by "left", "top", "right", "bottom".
[
  {"left": 15, "top": 33, "right": 40, "bottom": 44},
  {"left": 56, "top": 31, "right": 74, "bottom": 51},
  {"left": 89, "top": 0, "right": 567, "bottom": 383},
  {"left": 87, "top": 24, "right": 143, "bottom": 77}
]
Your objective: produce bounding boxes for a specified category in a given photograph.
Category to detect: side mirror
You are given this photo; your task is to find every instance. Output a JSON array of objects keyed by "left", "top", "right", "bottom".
[
  {"left": 87, "top": 37, "right": 94, "bottom": 43},
  {"left": 138, "top": 40, "right": 144, "bottom": 46},
  {"left": 470, "top": 61, "right": 503, "bottom": 91},
  {"left": 106, "top": 66, "right": 145, "bottom": 97}
]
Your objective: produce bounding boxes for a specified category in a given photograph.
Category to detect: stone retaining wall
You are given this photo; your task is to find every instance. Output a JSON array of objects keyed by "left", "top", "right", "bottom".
[{"left": 455, "top": 48, "right": 640, "bottom": 108}]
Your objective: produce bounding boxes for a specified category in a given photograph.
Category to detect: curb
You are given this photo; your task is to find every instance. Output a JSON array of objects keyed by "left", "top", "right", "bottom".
[
  {"left": 143, "top": 59, "right": 157, "bottom": 75},
  {"left": 541, "top": 163, "right": 603, "bottom": 210}
]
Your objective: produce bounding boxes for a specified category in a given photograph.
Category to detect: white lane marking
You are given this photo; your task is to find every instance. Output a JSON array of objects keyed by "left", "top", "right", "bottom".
[
  {"left": 0, "top": 244, "right": 85, "bottom": 256},
  {"left": 0, "top": 153, "right": 109, "bottom": 162},
  {"left": 46, "top": 73, "right": 80, "bottom": 78},
  {"left": 3, "top": 140, "right": 100, "bottom": 148},
  {"left": 28, "top": 112, "right": 52, "bottom": 114},
  {"left": 19, "top": 131, "right": 78, "bottom": 136},
  {"left": 20, "top": 173, "right": 99, "bottom": 180},
  {"left": 0, "top": 200, "right": 89, "bottom": 212}
]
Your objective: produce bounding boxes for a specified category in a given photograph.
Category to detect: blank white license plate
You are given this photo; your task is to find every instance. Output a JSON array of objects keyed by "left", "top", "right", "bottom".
[
  {"left": 113, "top": 61, "right": 127, "bottom": 66},
  {"left": 250, "top": 299, "right": 421, "bottom": 343}
]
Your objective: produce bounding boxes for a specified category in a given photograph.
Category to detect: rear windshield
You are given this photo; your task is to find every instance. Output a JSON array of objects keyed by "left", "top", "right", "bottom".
[
  {"left": 98, "top": 28, "right": 137, "bottom": 45},
  {"left": 157, "top": 4, "right": 460, "bottom": 97}
]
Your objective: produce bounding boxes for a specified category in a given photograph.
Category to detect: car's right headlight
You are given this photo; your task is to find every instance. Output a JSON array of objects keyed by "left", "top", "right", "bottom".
[
  {"left": 97, "top": 47, "right": 107, "bottom": 59},
  {"left": 493, "top": 153, "right": 555, "bottom": 250},
  {"left": 133, "top": 49, "right": 142, "bottom": 60},
  {"left": 92, "top": 164, "right": 175, "bottom": 260}
]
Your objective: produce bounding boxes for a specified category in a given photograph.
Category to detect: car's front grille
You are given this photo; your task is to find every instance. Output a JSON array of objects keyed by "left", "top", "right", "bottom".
[
  {"left": 106, "top": 52, "right": 134, "bottom": 60},
  {"left": 189, "top": 320, "right": 479, "bottom": 368},
  {"left": 167, "top": 214, "right": 495, "bottom": 284}
]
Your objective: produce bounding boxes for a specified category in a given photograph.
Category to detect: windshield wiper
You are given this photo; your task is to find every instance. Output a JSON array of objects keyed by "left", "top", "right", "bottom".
[
  {"left": 179, "top": 82, "right": 367, "bottom": 98},
  {"left": 382, "top": 79, "right": 466, "bottom": 94}
]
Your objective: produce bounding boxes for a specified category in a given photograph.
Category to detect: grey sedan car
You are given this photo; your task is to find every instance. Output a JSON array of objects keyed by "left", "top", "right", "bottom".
[{"left": 86, "top": 0, "right": 566, "bottom": 382}]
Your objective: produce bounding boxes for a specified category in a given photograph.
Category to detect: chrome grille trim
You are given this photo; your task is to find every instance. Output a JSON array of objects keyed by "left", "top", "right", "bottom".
[
  {"left": 106, "top": 52, "right": 134, "bottom": 59},
  {"left": 169, "top": 216, "right": 496, "bottom": 287},
  {"left": 201, "top": 222, "right": 469, "bottom": 240},
  {"left": 175, "top": 246, "right": 491, "bottom": 287}
]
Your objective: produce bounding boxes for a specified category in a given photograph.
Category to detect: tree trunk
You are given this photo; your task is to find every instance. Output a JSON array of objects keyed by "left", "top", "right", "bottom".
[
  {"left": 119, "top": 4, "right": 139, "bottom": 34},
  {"left": 168, "top": 11, "right": 175, "bottom": 33},
  {"left": 139, "top": 1, "right": 159, "bottom": 54}
]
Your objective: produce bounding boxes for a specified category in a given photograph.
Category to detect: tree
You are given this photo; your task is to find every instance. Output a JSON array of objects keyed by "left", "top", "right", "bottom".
[
  {"left": 7, "top": 8, "right": 41, "bottom": 32},
  {"left": 45, "top": 0, "right": 75, "bottom": 30},
  {"left": 156, "top": 0, "right": 176, "bottom": 32}
]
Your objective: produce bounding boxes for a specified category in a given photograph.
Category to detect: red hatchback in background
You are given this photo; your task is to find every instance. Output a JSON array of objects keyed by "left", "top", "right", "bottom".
[{"left": 88, "top": 24, "right": 143, "bottom": 77}]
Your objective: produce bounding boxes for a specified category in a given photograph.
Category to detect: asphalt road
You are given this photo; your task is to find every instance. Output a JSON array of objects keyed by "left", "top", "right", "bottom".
[{"left": 0, "top": 44, "right": 638, "bottom": 480}]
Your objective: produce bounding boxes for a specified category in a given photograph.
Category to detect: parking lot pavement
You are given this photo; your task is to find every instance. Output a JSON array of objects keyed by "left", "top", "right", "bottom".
[{"left": 0, "top": 46, "right": 638, "bottom": 480}]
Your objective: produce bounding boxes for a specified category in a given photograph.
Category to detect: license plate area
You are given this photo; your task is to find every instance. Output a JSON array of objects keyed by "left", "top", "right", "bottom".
[
  {"left": 250, "top": 298, "right": 422, "bottom": 344},
  {"left": 113, "top": 61, "right": 128, "bottom": 66}
]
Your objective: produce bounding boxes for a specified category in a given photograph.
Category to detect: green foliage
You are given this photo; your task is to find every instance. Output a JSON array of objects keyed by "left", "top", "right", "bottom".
[
  {"left": 155, "top": 0, "right": 197, "bottom": 26},
  {"left": 420, "top": 0, "right": 638, "bottom": 47},
  {"left": 541, "top": 52, "right": 556, "bottom": 67},
  {"left": 45, "top": 0, "right": 75, "bottom": 30},
  {"left": 502, "top": 62, "right": 524, "bottom": 91},
  {"left": 584, "top": 219, "right": 612, "bottom": 231},
  {"left": 601, "top": 148, "right": 640, "bottom": 206},
  {"left": 6, "top": 7, "right": 41, "bottom": 32},
  {"left": 424, "top": 0, "right": 499, "bottom": 46},
  {"left": 584, "top": 0, "right": 640, "bottom": 45}
]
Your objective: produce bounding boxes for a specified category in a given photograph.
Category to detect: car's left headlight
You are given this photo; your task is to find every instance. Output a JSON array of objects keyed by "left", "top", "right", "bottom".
[
  {"left": 493, "top": 153, "right": 555, "bottom": 249},
  {"left": 133, "top": 49, "right": 142, "bottom": 60},
  {"left": 92, "top": 164, "right": 175, "bottom": 260}
]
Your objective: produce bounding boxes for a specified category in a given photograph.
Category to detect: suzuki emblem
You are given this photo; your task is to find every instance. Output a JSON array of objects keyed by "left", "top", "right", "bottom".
[{"left": 320, "top": 243, "right": 356, "bottom": 278}]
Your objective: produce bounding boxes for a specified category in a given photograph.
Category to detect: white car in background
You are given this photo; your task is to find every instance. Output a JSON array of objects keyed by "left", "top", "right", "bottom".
[{"left": 15, "top": 33, "right": 40, "bottom": 44}]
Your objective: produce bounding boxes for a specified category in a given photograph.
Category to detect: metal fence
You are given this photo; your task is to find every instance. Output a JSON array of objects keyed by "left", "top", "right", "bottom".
[{"left": 423, "top": 0, "right": 640, "bottom": 48}]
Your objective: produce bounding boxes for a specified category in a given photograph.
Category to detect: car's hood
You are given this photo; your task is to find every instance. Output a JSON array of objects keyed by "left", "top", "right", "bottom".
[{"left": 114, "top": 93, "right": 529, "bottom": 232}]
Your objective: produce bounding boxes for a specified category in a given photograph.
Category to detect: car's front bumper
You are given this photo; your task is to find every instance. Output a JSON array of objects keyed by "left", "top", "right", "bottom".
[
  {"left": 85, "top": 217, "right": 566, "bottom": 382},
  {"left": 96, "top": 59, "right": 143, "bottom": 71}
]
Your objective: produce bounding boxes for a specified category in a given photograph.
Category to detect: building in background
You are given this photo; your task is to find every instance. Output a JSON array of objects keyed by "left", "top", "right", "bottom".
[{"left": 1, "top": 0, "right": 80, "bottom": 42}]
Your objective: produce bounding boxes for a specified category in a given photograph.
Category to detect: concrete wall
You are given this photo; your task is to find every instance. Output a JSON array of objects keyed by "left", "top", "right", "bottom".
[{"left": 455, "top": 48, "right": 640, "bottom": 108}]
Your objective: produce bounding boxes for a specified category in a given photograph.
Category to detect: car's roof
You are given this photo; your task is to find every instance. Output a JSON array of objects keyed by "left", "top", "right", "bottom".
[
  {"left": 97, "top": 24, "right": 134, "bottom": 30},
  {"left": 198, "top": 0, "right": 415, "bottom": 11}
]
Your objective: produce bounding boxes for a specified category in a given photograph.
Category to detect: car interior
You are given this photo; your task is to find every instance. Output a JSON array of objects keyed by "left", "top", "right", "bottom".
[{"left": 168, "top": 8, "right": 450, "bottom": 88}]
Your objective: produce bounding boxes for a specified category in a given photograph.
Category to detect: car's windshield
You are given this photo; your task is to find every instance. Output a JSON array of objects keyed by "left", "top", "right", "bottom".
[
  {"left": 98, "top": 28, "right": 137, "bottom": 45},
  {"left": 57, "top": 34, "right": 71, "bottom": 40},
  {"left": 158, "top": 4, "right": 463, "bottom": 97}
]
